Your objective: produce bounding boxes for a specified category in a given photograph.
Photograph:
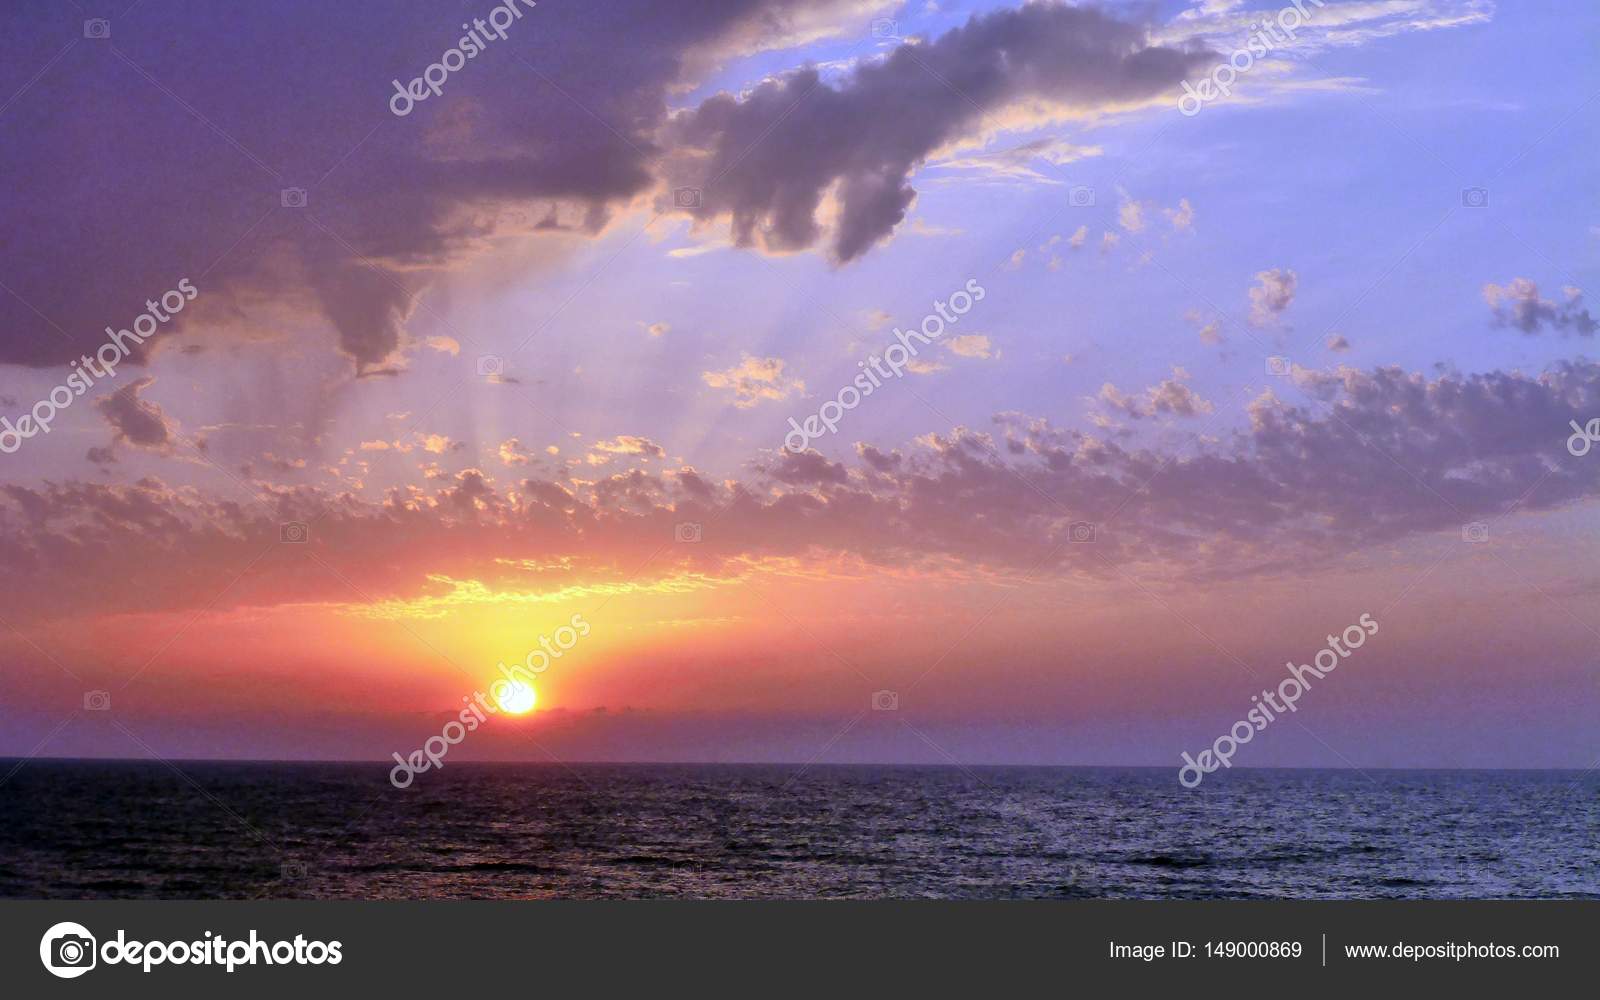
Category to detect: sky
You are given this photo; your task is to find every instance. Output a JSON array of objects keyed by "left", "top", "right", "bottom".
[{"left": 1, "top": 0, "right": 1598, "bottom": 769}]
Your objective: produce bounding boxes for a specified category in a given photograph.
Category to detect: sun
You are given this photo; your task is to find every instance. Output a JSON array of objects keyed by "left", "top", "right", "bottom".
[{"left": 497, "top": 681, "right": 537, "bottom": 715}]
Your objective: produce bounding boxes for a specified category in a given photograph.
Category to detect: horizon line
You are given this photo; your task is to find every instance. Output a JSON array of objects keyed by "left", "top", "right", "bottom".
[{"left": 4, "top": 755, "right": 1599, "bottom": 774}]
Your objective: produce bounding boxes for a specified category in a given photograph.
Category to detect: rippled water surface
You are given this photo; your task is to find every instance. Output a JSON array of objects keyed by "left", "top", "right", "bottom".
[{"left": 3, "top": 761, "right": 1597, "bottom": 898}]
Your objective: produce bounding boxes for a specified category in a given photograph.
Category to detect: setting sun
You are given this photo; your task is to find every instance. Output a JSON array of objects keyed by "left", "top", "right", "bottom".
[{"left": 497, "top": 682, "right": 536, "bottom": 715}]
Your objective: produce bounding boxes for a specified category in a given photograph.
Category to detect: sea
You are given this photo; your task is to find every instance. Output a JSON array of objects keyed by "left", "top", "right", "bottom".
[{"left": 2, "top": 761, "right": 1597, "bottom": 899}]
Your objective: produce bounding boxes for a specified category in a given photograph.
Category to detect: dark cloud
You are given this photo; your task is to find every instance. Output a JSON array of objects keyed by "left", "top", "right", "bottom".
[
  {"left": 767, "top": 449, "right": 849, "bottom": 485},
  {"left": 95, "top": 376, "right": 175, "bottom": 450},
  {"left": 1483, "top": 278, "right": 1597, "bottom": 336},
  {"left": 664, "top": 3, "right": 1212, "bottom": 261},
  {"left": 0, "top": 0, "right": 888, "bottom": 372},
  {"left": 855, "top": 443, "right": 902, "bottom": 472},
  {"left": 5, "top": 360, "right": 1598, "bottom": 622},
  {"left": 1098, "top": 368, "right": 1213, "bottom": 419}
]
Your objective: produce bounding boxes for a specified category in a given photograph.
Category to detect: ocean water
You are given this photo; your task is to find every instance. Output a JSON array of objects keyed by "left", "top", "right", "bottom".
[{"left": 1, "top": 761, "right": 1597, "bottom": 899}]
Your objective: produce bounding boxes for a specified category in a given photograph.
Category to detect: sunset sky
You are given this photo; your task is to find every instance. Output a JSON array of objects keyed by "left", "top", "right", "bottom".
[{"left": 2, "top": 0, "right": 1597, "bottom": 769}]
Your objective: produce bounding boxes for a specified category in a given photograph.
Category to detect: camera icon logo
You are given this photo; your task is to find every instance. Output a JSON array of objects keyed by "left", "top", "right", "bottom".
[
  {"left": 870, "top": 17, "right": 899, "bottom": 38},
  {"left": 1265, "top": 355, "right": 1292, "bottom": 376},
  {"left": 476, "top": 354, "right": 505, "bottom": 377},
  {"left": 280, "top": 187, "right": 308, "bottom": 209},
  {"left": 1462, "top": 521, "right": 1490, "bottom": 544},
  {"left": 871, "top": 689, "right": 899, "bottom": 711},
  {"left": 83, "top": 690, "right": 111, "bottom": 712},
  {"left": 1068, "top": 185, "right": 1096, "bottom": 207},
  {"left": 83, "top": 19, "right": 111, "bottom": 39},
  {"left": 40, "top": 922, "right": 97, "bottom": 978},
  {"left": 1068, "top": 520, "right": 1096, "bottom": 543},
  {"left": 673, "top": 187, "right": 702, "bottom": 209},
  {"left": 674, "top": 521, "right": 703, "bottom": 543},
  {"left": 1461, "top": 187, "right": 1488, "bottom": 208},
  {"left": 280, "top": 521, "right": 309, "bottom": 544},
  {"left": 281, "top": 860, "right": 309, "bottom": 882}
]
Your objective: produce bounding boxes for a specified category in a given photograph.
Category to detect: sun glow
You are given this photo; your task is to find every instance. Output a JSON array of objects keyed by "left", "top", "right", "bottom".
[{"left": 498, "top": 681, "right": 537, "bottom": 714}]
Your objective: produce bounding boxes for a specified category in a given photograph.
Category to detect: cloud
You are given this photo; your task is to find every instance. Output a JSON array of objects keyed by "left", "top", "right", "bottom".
[
  {"left": 1097, "top": 367, "right": 1214, "bottom": 419},
  {"left": 642, "top": 322, "right": 671, "bottom": 338},
  {"left": 1118, "top": 196, "right": 1146, "bottom": 233},
  {"left": 424, "top": 336, "right": 460, "bottom": 356},
  {"left": 662, "top": 3, "right": 1212, "bottom": 262},
  {"left": 1249, "top": 267, "right": 1298, "bottom": 325},
  {"left": 0, "top": 0, "right": 890, "bottom": 373},
  {"left": 702, "top": 354, "right": 806, "bottom": 407},
  {"left": 1067, "top": 225, "right": 1089, "bottom": 248},
  {"left": 1165, "top": 197, "right": 1195, "bottom": 231},
  {"left": 1184, "top": 308, "right": 1225, "bottom": 345},
  {"left": 6, "top": 361, "right": 1600, "bottom": 622},
  {"left": 766, "top": 449, "right": 848, "bottom": 486},
  {"left": 1158, "top": 0, "right": 1491, "bottom": 60},
  {"left": 589, "top": 435, "right": 667, "bottom": 463},
  {"left": 418, "top": 434, "right": 459, "bottom": 455},
  {"left": 1483, "top": 278, "right": 1597, "bottom": 336},
  {"left": 943, "top": 334, "right": 997, "bottom": 359},
  {"left": 861, "top": 308, "right": 895, "bottom": 330},
  {"left": 906, "top": 358, "right": 949, "bottom": 375},
  {"left": 930, "top": 136, "right": 1103, "bottom": 184},
  {"left": 499, "top": 438, "right": 534, "bottom": 466},
  {"left": 906, "top": 217, "right": 965, "bottom": 239},
  {"left": 95, "top": 376, "right": 175, "bottom": 451},
  {"left": 1326, "top": 333, "right": 1351, "bottom": 352}
]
